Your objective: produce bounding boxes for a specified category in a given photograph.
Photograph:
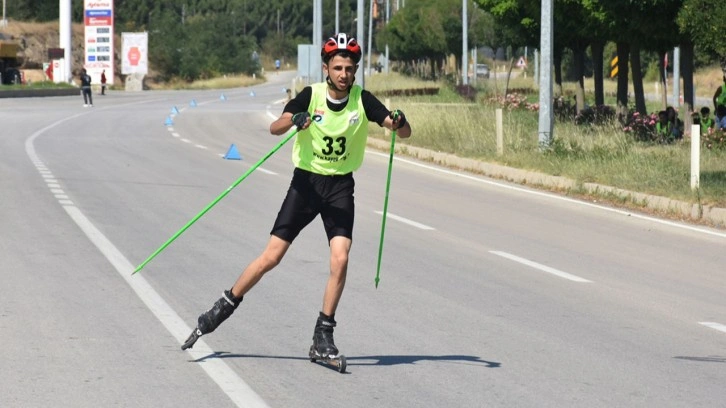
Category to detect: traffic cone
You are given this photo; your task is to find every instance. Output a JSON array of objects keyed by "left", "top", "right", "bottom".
[
  {"left": 220, "top": 94, "right": 227, "bottom": 101},
  {"left": 171, "top": 106, "right": 180, "bottom": 114},
  {"left": 189, "top": 99, "right": 197, "bottom": 107},
  {"left": 223, "top": 144, "right": 242, "bottom": 160},
  {"left": 164, "top": 116, "right": 173, "bottom": 126}
]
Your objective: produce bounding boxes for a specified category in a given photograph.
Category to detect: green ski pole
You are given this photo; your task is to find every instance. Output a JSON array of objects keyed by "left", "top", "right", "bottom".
[
  {"left": 375, "top": 128, "right": 397, "bottom": 288},
  {"left": 133, "top": 129, "right": 299, "bottom": 274}
]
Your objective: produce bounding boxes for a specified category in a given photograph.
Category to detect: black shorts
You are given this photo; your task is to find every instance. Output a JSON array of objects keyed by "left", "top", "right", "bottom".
[{"left": 271, "top": 168, "right": 355, "bottom": 243}]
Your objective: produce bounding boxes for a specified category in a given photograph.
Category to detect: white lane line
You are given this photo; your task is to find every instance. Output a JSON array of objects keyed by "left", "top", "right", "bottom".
[
  {"left": 180, "top": 138, "right": 192, "bottom": 144},
  {"left": 61, "top": 206, "right": 269, "bottom": 408},
  {"left": 365, "top": 151, "right": 726, "bottom": 240},
  {"left": 255, "top": 167, "right": 276, "bottom": 175},
  {"left": 490, "top": 250, "right": 592, "bottom": 283},
  {"left": 25, "top": 106, "right": 270, "bottom": 408},
  {"left": 373, "top": 211, "right": 435, "bottom": 230},
  {"left": 195, "top": 144, "right": 208, "bottom": 150},
  {"left": 171, "top": 132, "right": 181, "bottom": 138},
  {"left": 699, "top": 322, "right": 726, "bottom": 334}
]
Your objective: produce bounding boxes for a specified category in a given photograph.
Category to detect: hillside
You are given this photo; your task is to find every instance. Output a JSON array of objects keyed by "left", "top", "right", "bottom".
[{"left": 1, "top": 20, "right": 87, "bottom": 82}]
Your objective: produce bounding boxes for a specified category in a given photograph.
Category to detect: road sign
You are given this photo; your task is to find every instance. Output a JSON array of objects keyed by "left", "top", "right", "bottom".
[{"left": 610, "top": 56, "right": 618, "bottom": 78}]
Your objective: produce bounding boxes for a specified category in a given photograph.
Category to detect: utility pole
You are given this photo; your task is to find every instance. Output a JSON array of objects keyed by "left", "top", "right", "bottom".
[
  {"left": 366, "top": 0, "right": 373, "bottom": 82},
  {"left": 673, "top": 46, "right": 680, "bottom": 107},
  {"left": 462, "top": 0, "right": 468, "bottom": 85},
  {"left": 538, "top": 0, "right": 553, "bottom": 148},
  {"left": 60, "top": 0, "right": 72, "bottom": 83},
  {"left": 335, "top": 0, "right": 339, "bottom": 34},
  {"left": 357, "top": 0, "right": 365, "bottom": 88},
  {"left": 385, "top": 0, "right": 390, "bottom": 74},
  {"left": 313, "top": 0, "right": 323, "bottom": 82}
]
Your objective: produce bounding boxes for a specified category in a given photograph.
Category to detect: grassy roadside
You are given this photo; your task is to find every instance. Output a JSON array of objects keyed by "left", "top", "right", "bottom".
[
  {"left": 363, "top": 70, "right": 726, "bottom": 215},
  {"left": 144, "top": 74, "right": 265, "bottom": 90}
]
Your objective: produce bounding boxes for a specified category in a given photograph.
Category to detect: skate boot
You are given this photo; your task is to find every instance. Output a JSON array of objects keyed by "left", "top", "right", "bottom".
[
  {"left": 181, "top": 290, "right": 242, "bottom": 350},
  {"left": 311, "top": 312, "right": 338, "bottom": 357},
  {"left": 308, "top": 312, "right": 347, "bottom": 373}
]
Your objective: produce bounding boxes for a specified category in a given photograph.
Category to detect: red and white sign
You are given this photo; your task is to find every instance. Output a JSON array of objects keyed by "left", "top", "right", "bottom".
[{"left": 121, "top": 32, "right": 148, "bottom": 75}]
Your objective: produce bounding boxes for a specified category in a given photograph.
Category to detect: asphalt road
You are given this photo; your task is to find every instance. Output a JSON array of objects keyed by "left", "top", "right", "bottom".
[{"left": 2, "top": 72, "right": 726, "bottom": 408}]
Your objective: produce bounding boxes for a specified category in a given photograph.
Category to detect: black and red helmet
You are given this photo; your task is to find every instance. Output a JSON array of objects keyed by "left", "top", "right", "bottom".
[{"left": 321, "top": 33, "right": 362, "bottom": 63}]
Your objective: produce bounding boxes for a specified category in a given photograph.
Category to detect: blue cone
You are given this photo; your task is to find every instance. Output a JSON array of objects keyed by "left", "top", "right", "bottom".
[
  {"left": 220, "top": 94, "right": 227, "bottom": 101},
  {"left": 189, "top": 99, "right": 197, "bottom": 107},
  {"left": 164, "top": 116, "right": 173, "bottom": 126},
  {"left": 223, "top": 144, "right": 242, "bottom": 160},
  {"left": 171, "top": 106, "right": 179, "bottom": 114}
]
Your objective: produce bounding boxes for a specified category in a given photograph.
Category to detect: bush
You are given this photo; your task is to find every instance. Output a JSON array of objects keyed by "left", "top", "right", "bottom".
[
  {"left": 622, "top": 111, "right": 658, "bottom": 142},
  {"left": 487, "top": 93, "right": 539, "bottom": 111},
  {"left": 702, "top": 128, "right": 726, "bottom": 149},
  {"left": 575, "top": 105, "right": 617, "bottom": 125},
  {"left": 455, "top": 84, "right": 477, "bottom": 101}
]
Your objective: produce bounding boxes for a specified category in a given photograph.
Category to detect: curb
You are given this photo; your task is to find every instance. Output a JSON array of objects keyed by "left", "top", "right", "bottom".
[
  {"left": 366, "top": 137, "right": 726, "bottom": 229},
  {"left": 0, "top": 88, "right": 79, "bottom": 98}
]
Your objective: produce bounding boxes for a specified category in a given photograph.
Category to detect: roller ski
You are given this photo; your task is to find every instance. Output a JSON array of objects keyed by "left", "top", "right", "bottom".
[
  {"left": 308, "top": 312, "right": 347, "bottom": 373},
  {"left": 181, "top": 290, "right": 242, "bottom": 350}
]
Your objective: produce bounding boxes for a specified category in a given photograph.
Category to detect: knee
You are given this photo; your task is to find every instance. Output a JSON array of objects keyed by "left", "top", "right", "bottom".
[
  {"left": 259, "top": 252, "right": 283, "bottom": 270},
  {"left": 330, "top": 252, "right": 349, "bottom": 272}
]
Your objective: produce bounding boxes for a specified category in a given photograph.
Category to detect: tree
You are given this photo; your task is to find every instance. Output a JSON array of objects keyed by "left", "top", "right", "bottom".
[
  {"left": 678, "top": 0, "right": 726, "bottom": 78},
  {"left": 380, "top": 0, "right": 453, "bottom": 78},
  {"left": 474, "top": 0, "right": 539, "bottom": 49}
]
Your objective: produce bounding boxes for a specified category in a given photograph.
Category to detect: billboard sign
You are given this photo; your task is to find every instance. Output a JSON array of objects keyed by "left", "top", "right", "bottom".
[
  {"left": 121, "top": 32, "right": 148, "bottom": 75},
  {"left": 84, "top": 0, "right": 114, "bottom": 85}
]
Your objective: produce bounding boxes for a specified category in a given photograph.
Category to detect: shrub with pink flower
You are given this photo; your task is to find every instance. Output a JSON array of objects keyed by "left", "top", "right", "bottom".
[
  {"left": 487, "top": 93, "right": 539, "bottom": 111},
  {"left": 701, "top": 127, "right": 726, "bottom": 149},
  {"left": 622, "top": 110, "right": 659, "bottom": 142}
]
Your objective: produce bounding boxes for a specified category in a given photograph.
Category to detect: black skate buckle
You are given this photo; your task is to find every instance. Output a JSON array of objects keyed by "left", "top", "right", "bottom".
[{"left": 181, "top": 328, "right": 202, "bottom": 350}]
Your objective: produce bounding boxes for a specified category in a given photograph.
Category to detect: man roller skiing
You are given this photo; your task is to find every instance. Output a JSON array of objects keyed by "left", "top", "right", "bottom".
[{"left": 181, "top": 33, "right": 412, "bottom": 360}]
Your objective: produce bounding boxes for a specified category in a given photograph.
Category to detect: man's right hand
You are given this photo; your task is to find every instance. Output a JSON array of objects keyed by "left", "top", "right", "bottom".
[{"left": 292, "top": 112, "right": 311, "bottom": 129}]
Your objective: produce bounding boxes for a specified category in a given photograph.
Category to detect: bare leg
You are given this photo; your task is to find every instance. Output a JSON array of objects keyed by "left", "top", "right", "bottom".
[
  {"left": 321, "top": 236, "right": 351, "bottom": 316},
  {"left": 230, "top": 235, "right": 290, "bottom": 298}
]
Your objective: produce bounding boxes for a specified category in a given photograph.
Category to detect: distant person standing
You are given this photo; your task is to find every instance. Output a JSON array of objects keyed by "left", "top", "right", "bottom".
[
  {"left": 100, "top": 70, "right": 107, "bottom": 95},
  {"left": 712, "top": 75, "right": 726, "bottom": 122},
  {"left": 275, "top": 58, "right": 281, "bottom": 74},
  {"left": 80, "top": 69, "right": 93, "bottom": 107}
]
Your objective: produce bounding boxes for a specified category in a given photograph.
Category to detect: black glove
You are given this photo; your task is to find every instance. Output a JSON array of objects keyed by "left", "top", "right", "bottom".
[
  {"left": 292, "top": 111, "right": 311, "bottom": 129},
  {"left": 390, "top": 109, "right": 407, "bottom": 130}
]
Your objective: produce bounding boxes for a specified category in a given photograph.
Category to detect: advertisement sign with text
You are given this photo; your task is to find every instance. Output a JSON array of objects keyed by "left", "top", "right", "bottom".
[{"left": 84, "top": 0, "right": 114, "bottom": 85}]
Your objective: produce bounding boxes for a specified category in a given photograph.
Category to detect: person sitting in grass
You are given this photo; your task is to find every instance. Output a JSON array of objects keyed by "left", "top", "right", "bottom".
[
  {"left": 666, "top": 106, "right": 683, "bottom": 140},
  {"left": 717, "top": 105, "right": 726, "bottom": 131},
  {"left": 700, "top": 106, "right": 715, "bottom": 135},
  {"left": 655, "top": 110, "right": 672, "bottom": 142}
]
